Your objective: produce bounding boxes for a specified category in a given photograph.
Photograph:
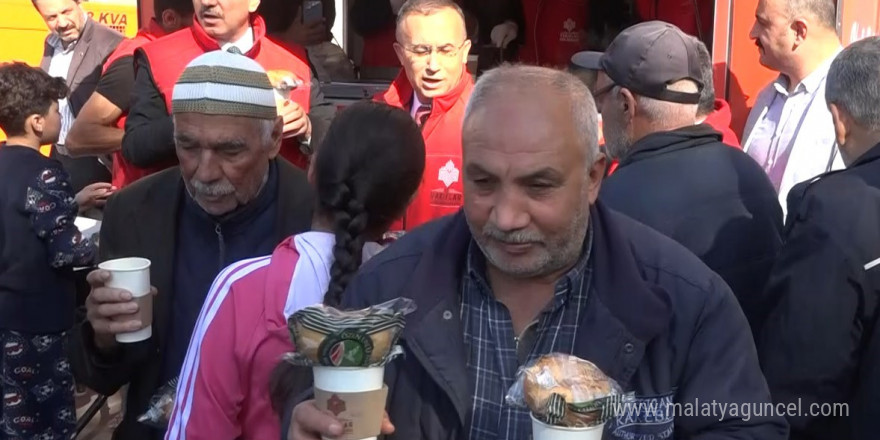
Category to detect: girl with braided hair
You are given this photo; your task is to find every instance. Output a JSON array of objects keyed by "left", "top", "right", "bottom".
[{"left": 163, "top": 101, "right": 426, "bottom": 440}]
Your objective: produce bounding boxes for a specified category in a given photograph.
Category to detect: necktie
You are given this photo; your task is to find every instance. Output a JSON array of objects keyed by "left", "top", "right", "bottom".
[
  {"left": 414, "top": 104, "right": 431, "bottom": 128},
  {"left": 227, "top": 46, "right": 242, "bottom": 55}
]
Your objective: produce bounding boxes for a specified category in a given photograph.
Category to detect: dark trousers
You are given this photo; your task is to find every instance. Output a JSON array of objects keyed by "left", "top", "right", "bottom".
[{"left": 1, "top": 329, "right": 76, "bottom": 440}]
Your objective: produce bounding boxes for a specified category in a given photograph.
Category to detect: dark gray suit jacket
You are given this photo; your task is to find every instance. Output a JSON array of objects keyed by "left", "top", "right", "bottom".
[{"left": 40, "top": 17, "right": 124, "bottom": 117}]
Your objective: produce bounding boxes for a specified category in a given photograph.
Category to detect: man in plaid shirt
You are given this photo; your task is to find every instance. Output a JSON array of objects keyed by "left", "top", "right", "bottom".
[{"left": 285, "top": 63, "right": 788, "bottom": 440}]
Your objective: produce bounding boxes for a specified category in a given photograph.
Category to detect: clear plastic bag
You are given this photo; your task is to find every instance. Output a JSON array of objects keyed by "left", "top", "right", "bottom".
[
  {"left": 284, "top": 297, "right": 417, "bottom": 367},
  {"left": 137, "top": 376, "right": 178, "bottom": 429},
  {"left": 505, "top": 353, "right": 630, "bottom": 428}
]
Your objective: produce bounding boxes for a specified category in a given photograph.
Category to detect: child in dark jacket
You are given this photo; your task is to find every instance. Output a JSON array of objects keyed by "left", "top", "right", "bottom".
[{"left": 0, "top": 62, "right": 114, "bottom": 439}]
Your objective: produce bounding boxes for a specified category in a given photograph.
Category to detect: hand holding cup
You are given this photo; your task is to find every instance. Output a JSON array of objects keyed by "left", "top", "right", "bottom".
[
  {"left": 288, "top": 400, "right": 394, "bottom": 440},
  {"left": 85, "top": 257, "right": 155, "bottom": 349}
]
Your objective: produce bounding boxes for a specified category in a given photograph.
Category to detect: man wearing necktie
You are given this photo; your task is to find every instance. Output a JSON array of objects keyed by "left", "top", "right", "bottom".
[
  {"left": 120, "top": 0, "right": 336, "bottom": 176},
  {"left": 374, "top": 0, "right": 474, "bottom": 232}
]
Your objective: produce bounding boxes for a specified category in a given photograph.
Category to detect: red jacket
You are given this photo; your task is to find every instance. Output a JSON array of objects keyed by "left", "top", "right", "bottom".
[
  {"left": 703, "top": 99, "right": 741, "bottom": 149},
  {"left": 374, "top": 71, "right": 474, "bottom": 231},
  {"left": 518, "top": 0, "right": 587, "bottom": 68},
  {"left": 139, "top": 16, "right": 312, "bottom": 169},
  {"left": 103, "top": 19, "right": 170, "bottom": 189}
]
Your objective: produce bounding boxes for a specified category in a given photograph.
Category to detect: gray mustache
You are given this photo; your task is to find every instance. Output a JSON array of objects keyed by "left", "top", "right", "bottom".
[
  {"left": 482, "top": 224, "right": 542, "bottom": 244},
  {"left": 190, "top": 179, "right": 235, "bottom": 197}
]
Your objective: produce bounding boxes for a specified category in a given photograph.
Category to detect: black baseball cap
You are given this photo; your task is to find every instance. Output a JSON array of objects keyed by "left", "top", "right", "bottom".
[
  {"left": 569, "top": 51, "right": 603, "bottom": 70},
  {"left": 571, "top": 21, "right": 704, "bottom": 104}
]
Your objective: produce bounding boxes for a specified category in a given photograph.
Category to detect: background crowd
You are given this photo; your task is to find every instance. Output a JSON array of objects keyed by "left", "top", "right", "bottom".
[{"left": 1, "top": 0, "right": 878, "bottom": 439}]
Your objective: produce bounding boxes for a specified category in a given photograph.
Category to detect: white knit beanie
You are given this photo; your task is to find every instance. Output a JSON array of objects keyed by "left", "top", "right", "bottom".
[{"left": 171, "top": 50, "right": 277, "bottom": 120}]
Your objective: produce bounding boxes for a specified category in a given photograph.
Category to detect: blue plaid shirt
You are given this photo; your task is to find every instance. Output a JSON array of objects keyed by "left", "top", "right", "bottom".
[{"left": 461, "top": 226, "right": 594, "bottom": 440}]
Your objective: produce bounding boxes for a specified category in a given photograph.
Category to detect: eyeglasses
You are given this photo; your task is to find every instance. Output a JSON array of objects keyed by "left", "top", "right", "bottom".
[{"left": 397, "top": 41, "right": 468, "bottom": 59}]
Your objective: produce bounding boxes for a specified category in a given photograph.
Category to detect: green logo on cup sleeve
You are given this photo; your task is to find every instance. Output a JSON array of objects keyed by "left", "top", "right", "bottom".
[{"left": 318, "top": 329, "right": 375, "bottom": 366}]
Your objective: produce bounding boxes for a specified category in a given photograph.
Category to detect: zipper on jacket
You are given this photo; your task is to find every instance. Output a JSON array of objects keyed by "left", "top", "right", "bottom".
[{"left": 215, "top": 223, "right": 225, "bottom": 270}]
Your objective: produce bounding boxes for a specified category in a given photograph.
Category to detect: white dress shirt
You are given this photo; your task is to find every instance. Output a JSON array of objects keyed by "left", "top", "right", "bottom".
[
  {"left": 46, "top": 32, "right": 78, "bottom": 147},
  {"left": 742, "top": 50, "right": 845, "bottom": 216},
  {"left": 220, "top": 27, "right": 255, "bottom": 54}
]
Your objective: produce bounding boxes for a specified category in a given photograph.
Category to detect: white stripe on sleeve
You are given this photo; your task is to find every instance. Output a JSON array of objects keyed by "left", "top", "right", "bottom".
[{"left": 165, "top": 255, "right": 272, "bottom": 440}]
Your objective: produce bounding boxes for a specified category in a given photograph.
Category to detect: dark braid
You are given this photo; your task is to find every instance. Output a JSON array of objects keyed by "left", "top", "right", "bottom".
[
  {"left": 324, "top": 183, "right": 369, "bottom": 307},
  {"left": 269, "top": 100, "right": 426, "bottom": 415}
]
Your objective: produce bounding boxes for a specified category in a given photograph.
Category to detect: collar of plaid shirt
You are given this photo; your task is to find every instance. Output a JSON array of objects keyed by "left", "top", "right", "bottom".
[{"left": 461, "top": 224, "right": 594, "bottom": 440}]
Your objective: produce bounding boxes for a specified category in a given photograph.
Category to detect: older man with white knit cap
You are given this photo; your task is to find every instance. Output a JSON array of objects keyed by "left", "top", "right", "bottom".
[{"left": 72, "top": 51, "right": 316, "bottom": 440}]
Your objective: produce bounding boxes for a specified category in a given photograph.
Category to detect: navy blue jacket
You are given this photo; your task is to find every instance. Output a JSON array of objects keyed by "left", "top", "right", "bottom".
[
  {"left": 759, "top": 143, "right": 880, "bottom": 440},
  {"left": 284, "top": 202, "right": 788, "bottom": 439},
  {"left": 600, "top": 125, "right": 783, "bottom": 336},
  {"left": 0, "top": 145, "right": 96, "bottom": 333}
]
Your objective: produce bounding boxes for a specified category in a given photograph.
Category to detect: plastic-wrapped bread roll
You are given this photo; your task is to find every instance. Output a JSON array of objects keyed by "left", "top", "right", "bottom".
[
  {"left": 286, "top": 298, "right": 416, "bottom": 367},
  {"left": 506, "top": 353, "right": 629, "bottom": 428}
]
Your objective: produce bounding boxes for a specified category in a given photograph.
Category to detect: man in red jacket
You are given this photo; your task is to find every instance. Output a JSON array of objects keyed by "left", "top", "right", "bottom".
[
  {"left": 65, "top": 0, "right": 194, "bottom": 189},
  {"left": 122, "top": 0, "right": 335, "bottom": 173},
  {"left": 375, "top": 0, "right": 474, "bottom": 231}
]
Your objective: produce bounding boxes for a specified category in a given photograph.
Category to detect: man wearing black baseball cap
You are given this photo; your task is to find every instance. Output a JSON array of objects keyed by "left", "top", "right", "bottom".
[{"left": 593, "top": 21, "right": 784, "bottom": 336}]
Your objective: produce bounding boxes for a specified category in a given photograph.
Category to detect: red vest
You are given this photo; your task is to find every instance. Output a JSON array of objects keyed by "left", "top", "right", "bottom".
[
  {"left": 375, "top": 71, "right": 474, "bottom": 231},
  {"left": 138, "top": 16, "right": 312, "bottom": 170},
  {"left": 518, "top": 0, "right": 588, "bottom": 68},
  {"left": 103, "top": 19, "right": 171, "bottom": 189}
]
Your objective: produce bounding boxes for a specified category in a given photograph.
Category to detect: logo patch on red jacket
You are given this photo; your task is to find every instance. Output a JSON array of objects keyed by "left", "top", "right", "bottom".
[{"left": 431, "top": 160, "right": 463, "bottom": 207}]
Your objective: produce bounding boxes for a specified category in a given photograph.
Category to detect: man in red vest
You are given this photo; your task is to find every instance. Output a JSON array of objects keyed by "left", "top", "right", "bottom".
[
  {"left": 375, "top": 0, "right": 474, "bottom": 231},
  {"left": 65, "top": 0, "right": 194, "bottom": 189},
  {"left": 122, "top": 0, "right": 334, "bottom": 173}
]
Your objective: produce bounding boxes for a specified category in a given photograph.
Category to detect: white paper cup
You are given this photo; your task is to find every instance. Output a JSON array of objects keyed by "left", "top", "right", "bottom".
[
  {"left": 98, "top": 257, "right": 152, "bottom": 343},
  {"left": 531, "top": 413, "right": 605, "bottom": 440},
  {"left": 313, "top": 366, "right": 384, "bottom": 392},
  {"left": 313, "top": 366, "right": 385, "bottom": 440}
]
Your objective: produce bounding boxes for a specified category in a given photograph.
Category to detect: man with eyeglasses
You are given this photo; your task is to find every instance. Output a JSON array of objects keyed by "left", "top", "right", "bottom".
[{"left": 374, "top": 0, "right": 474, "bottom": 232}]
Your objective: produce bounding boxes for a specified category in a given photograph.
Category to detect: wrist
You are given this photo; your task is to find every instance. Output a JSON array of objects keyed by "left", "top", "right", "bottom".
[{"left": 299, "top": 130, "right": 313, "bottom": 155}]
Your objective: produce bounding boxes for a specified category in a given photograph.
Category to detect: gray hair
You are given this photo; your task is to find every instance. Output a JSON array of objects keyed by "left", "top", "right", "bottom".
[
  {"left": 826, "top": 36, "right": 880, "bottom": 131},
  {"left": 693, "top": 37, "right": 716, "bottom": 118},
  {"left": 786, "top": 0, "right": 836, "bottom": 30},
  {"left": 464, "top": 64, "right": 600, "bottom": 163},
  {"left": 629, "top": 79, "right": 699, "bottom": 124},
  {"left": 395, "top": 0, "right": 467, "bottom": 42}
]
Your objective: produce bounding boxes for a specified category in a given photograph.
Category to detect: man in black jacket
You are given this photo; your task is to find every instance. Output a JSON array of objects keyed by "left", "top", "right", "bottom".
[
  {"left": 285, "top": 64, "right": 787, "bottom": 440},
  {"left": 70, "top": 52, "right": 314, "bottom": 440},
  {"left": 591, "top": 21, "right": 783, "bottom": 336},
  {"left": 758, "top": 36, "right": 880, "bottom": 440}
]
